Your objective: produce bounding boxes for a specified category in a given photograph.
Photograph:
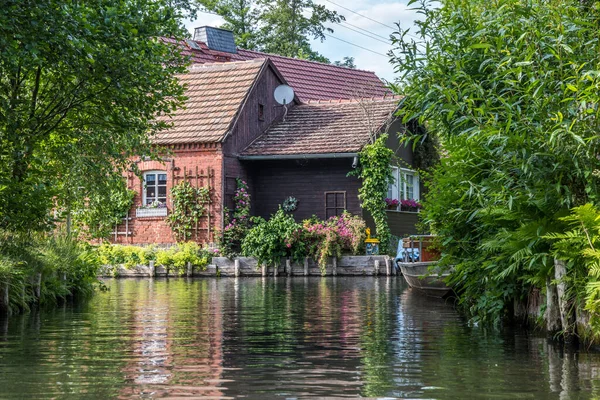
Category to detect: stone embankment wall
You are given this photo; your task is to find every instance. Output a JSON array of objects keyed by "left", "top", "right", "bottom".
[{"left": 98, "top": 255, "right": 395, "bottom": 278}]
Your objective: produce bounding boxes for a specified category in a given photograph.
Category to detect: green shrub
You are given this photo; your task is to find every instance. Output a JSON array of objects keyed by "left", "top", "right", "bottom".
[{"left": 241, "top": 209, "right": 304, "bottom": 267}]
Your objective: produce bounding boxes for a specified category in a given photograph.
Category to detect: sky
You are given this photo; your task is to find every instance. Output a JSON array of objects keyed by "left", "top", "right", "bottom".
[{"left": 184, "top": 0, "right": 421, "bottom": 82}]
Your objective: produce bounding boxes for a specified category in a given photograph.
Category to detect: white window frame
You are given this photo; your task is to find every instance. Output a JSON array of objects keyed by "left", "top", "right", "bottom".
[
  {"left": 142, "top": 170, "right": 168, "bottom": 206},
  {"left": 388, "top": 167, "right": 420, "bottom": 209}
]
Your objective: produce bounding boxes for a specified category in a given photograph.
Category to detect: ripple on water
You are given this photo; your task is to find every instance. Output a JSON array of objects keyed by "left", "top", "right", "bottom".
[{"left": 0, "top": 277, "right": 600, "bottom": 399}]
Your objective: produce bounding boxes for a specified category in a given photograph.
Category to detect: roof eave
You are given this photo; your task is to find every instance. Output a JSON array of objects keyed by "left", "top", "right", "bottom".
[{"left": 238, "top": 152, "right": 358, "bottom": 161}]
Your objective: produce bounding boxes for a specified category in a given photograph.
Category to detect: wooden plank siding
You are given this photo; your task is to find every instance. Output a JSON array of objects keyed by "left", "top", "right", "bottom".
[
  {"left": 222, "top": 62, "right": 292, "bottom": 222},
  {"left": 248, "top": 159, "right": 362, "bottom": 221}
]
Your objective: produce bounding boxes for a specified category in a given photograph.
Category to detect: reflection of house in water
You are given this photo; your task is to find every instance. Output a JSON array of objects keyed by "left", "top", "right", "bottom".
[{"left": 118, "top": 280, "right": 225, "bottom": 398}]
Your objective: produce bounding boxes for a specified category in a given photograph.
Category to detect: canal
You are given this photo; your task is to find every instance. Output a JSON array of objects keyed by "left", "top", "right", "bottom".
[{"left": 0, "top": 277, "right": 599, "bottom": 399}]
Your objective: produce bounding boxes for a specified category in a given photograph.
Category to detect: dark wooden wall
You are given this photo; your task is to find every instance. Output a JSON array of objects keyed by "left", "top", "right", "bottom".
[
  {"left": 222, "top": 62, "right": 295, "bottom": 214},
  {"left": 248, "top": 158, "right": 361, "bottom": 221}
]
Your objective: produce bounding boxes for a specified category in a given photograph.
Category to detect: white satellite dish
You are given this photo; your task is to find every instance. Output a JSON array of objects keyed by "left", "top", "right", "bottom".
[{"left": 274, "top": 85, "right": 294, "bottom": 105}]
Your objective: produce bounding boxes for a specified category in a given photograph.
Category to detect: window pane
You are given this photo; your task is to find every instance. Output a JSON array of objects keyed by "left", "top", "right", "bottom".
[
  {"left": 157, "top": 197, "right": 166, "bottom": 204},
  {"left": 158, "top": 174, "right": 167, "bottom": 185},
  {"left": 406, "top": 174, "right": 414, "bottom": 199},
  {"left": 158, "top": 186, "right": 166, "bottom": 197},
  {"left": 326, "top": 193, "right": 335, "bottom": 207},
  {"left": 146, "top": 187, "right": 156, "bottom": 199},
  {"left": 336, "top": 193, "right": 345, "bottom": 208},
  {"left": 145, "top": 174, "right": 156, "bottom": 184}
]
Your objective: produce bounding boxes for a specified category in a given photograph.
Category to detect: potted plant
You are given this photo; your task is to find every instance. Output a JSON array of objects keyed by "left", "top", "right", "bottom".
[
  {"left": 400, "top": 199, "right": 423, "bottom": 212},
  {"left": 384, "top": 198, "right": 399, "bottom": 210}
]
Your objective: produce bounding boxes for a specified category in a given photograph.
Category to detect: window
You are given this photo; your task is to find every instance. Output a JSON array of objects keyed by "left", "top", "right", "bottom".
[
  {"left": 325, "top": 191, "right": 346, "bottom": 219},
  {"left": 143, "top": 171, "right": 167, "bottom": 205},
  {"left": 258, "top": 103, "right": 265, "bottom": 120},
  {"left": 388, "top": 167, "right": 419, "bottom": 207}
]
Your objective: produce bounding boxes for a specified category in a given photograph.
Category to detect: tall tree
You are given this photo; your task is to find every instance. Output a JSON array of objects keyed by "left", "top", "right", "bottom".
[
  {"left": 257, "top": 0, "right": 343, "bottom": 60},
  {"left": 198, "top": 0, "right": 260, "bottom": 49},
  {"left": 196, "top": 0, "right": 343, "bottom": 61},
  {"left": 0, "top": 0, "right": 192, "bottom": 232}
]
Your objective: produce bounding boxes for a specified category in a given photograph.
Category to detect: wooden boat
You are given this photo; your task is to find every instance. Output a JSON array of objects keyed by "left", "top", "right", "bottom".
[{"left": 395, "top": 235, "right": 453, "bottom": 298}]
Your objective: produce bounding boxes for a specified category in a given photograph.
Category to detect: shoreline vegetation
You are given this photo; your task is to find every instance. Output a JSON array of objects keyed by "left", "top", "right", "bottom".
[{"left": 389, "top": 0, "right": 600, "bottom": 344}]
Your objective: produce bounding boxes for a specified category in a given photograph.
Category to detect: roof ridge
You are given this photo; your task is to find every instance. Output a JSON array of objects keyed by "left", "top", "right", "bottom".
[
  {"left": 188, "top": 58, "right": 265, "bottom": 72},
  {"left": 304, "top": 95, "right": 402, "bottom": 105},
  {"left": 237, "top": 48, "right": 380, "bottom": 75}
]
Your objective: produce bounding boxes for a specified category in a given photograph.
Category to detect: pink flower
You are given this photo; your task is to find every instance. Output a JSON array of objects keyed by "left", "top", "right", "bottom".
[{"left": 286, "top": 243, "right": 291, "bottom": 248}]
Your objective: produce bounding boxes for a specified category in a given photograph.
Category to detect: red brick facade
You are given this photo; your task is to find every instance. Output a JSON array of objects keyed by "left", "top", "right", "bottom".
[{"left": 112, "top": 143, "right": 223, "bottom": 245}]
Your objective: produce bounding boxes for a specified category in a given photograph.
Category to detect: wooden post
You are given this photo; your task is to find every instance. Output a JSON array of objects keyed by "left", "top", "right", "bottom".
[
  {"left": 34, "top": 273, "right": 42, "bottom": 300},
  {"left": 374, "top": 260, "right": 380, "bottom": 276},
  {"left": 286, "top": 259, "right": 292, "bottom": 277},
  {"left": 261, "top": 263, "right": 267, "bottom": 277},
  {"left": 385, "top": 257, "right": 391, "bottom": 276},
  {"left": 273, "top": 263, "right": 278, "bottom": 277},
  {"left": 332, "top": 258, "right": 337, "bottom": 276},
  {"left": 186, "top": 261, "right": 193, "bottom": 277},
  {"left": 234, "top": 259, "right": 240, "bottom": 277},
  {"left": 0, "top": 282, "right": 8, "bottom": 313},
  {"left": 545, "top": 276, "right": 561, "bottom": 333},
  {"left": 149, "top": 260, "right": 156, "bottom": 277},
  {"left": 555, "top": 258, "right": 574, "bottom": 338},
  {"left": 304, "top": 258, "right": 309, "bottom": 276}
]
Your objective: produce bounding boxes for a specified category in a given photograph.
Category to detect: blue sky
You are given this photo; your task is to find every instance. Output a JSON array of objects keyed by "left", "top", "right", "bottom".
[{"left": 184, "top": 0, "right": 420, "bottom": 82}]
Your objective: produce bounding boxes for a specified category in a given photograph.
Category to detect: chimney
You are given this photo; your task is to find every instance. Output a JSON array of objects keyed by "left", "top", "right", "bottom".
[{"left": 193, "top": 26, "right": 237, "bottom": 54}]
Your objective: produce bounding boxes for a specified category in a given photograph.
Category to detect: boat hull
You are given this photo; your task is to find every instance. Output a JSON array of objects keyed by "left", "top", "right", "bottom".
[{"left": 397, "top": 261, "right": 452, "bottom": 298}]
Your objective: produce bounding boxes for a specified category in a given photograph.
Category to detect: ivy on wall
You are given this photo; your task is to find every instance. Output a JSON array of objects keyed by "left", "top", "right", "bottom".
[
  {"left": 351, "top": 134, "right": 394, "bottom": 253},
  {"left": 166, "top": 181, "right": 210, "bottom": 241}
]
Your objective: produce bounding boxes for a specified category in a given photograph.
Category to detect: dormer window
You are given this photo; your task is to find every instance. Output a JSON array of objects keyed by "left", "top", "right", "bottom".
[{"left": 258, "top": 103, "right": 265, "bottom": 120}]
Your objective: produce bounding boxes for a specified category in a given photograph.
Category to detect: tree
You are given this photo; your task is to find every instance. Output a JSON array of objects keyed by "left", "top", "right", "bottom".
[
  {"left": 198, "top": 0, "right": 261, "bottom": 49},
  {"left": 196, "top": 0, "right": 343, "bottom": 61},
  {"left": 390, "top": 0, "right": 600, "bottom": 326},
  {"left": 334, "top": 56, "right": 356, "bottom": 69},
  {"left": 0, "top": 0, "right": 192, "bottom": 232}
]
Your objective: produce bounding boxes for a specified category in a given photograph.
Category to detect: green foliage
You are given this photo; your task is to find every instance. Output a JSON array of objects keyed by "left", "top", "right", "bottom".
[
  {"left": 241, "top": 209, "right": 303, "bottom": 267},
  {"left": 72, "top": 182, "right": 136, "bottom": 239},
  {"left": 0, "top": 232, "right": 101, "bottom": 312},
  {"left": 546, "top": 204, "right": 600, "bottom": 339},
  {"left": 197, "top": 0, "right": 343, "bottom": 61},
  {"left": 351, "top": 134, "right": 393, "bottom": 253},
  {"left": 96, "top": 242, "right": 210, "bottom": 275},
  {"left": 390, "top": 0, "right": 600, "bottom": 324},
  {"left": 0, "top": 0, "right": 192, "bottom": 233},
  {"left": 333, "top": 57, "right": 356, "bottom": 69},
  {"left": 166, "top": 182, "right": 210, "bottom": 241},
  {"left": 219, "top": 179, "right": 251, "bottom": 258}
]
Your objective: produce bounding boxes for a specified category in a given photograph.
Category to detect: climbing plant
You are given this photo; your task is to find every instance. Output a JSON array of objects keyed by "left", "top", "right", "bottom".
[
  {"left": 219, "top": 178, "right": 252, "bottom": 258},
  {"left": 166, "top": 182, "right": 210, "bottom": 241},
  {"left": 350, "top": 134, "right": 393, "bottom": 253}
]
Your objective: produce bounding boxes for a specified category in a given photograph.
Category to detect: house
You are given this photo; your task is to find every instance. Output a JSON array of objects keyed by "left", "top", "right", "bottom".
[{"left": 111, "top": 27, "right": 422, "bottom": 245}]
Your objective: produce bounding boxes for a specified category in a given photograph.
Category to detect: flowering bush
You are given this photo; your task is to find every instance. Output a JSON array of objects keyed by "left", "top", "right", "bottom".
[
  {"left": 241, "top": 210, "right": 367, "bottom": 274},
  {"left": 384, "top": 198, "right": 399, "bottom": 208},
  {"left": 303, "top": 212, "right": 366, "bottom": 273},
  {"left": 400, "top": 199, "right": 423, "bottom": 210},
  {"left": 219, "top": 179, "right": 251, "bottom": 258}
]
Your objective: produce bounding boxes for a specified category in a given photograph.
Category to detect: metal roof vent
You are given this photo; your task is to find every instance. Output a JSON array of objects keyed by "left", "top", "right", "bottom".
[{"left": 193, "top": 26, "right": 237, "bottom": 54}]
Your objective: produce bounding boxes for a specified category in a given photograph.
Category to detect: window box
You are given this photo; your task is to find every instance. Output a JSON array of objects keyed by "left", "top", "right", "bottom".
[{"left": 136, "top": 207, "right": 168, "bottom": 218}]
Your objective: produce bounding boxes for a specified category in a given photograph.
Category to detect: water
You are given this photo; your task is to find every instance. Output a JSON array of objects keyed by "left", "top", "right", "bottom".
[{"left": 0, "top": 277, "right": 599, "bottom": 399}]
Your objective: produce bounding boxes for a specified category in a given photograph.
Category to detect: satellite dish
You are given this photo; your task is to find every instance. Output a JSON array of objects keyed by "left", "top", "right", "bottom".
[{"left": 274, "top": 85, "right": 294, "bottom": 105}]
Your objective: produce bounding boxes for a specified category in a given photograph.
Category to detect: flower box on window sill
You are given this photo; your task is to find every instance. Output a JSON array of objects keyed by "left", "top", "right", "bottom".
[
  {"left": 399, "top": 206, "right": 420, "bottom": 213},
  {"left": 136, "top": 207, "right": 168, "bottom": 218}
]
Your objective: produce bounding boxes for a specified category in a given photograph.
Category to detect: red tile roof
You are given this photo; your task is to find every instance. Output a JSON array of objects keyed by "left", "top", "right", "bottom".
[
  {"left": 163, "top": 38, "right": 390, "bottom": 102},
  {"left": 153, "top": 59, "right": 265, "bottom": 144},
  {"left": 241, "top": 96, "right": 401, "bottom": 157}
]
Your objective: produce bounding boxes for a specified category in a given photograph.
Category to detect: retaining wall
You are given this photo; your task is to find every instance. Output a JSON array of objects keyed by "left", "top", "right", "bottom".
[{"left": 98, "top": 255, "right": 395, "bottom": 278}]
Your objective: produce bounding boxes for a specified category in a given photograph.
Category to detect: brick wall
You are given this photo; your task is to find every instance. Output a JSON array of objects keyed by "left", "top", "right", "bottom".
[{"left": 112, "top": 143, "right": 223, "bottom": 245}]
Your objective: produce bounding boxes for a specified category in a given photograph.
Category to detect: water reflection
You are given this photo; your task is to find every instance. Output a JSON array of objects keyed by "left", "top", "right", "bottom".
[{"left": 0, "top": 277, "right": 600, "bottom": 398}]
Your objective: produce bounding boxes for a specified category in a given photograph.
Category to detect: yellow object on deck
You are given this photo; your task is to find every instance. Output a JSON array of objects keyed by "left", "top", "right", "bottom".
[
  {"left": 364, "top": 228, "right": 380, "bottom": 244},
  {"left": 364, "top": 228, "right": 380, "bottom": 255}
]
